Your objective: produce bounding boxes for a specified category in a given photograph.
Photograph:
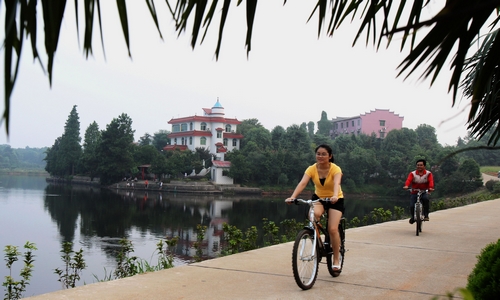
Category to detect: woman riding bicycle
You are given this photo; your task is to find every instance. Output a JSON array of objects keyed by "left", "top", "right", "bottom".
[{"left": 286, "top": 144, "right": 344, "bottom": 271}]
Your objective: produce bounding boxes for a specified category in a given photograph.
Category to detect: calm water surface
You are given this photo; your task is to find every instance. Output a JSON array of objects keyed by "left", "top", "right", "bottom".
[{"left": 0, "top": 175, "right": 406, "bottom": 297}]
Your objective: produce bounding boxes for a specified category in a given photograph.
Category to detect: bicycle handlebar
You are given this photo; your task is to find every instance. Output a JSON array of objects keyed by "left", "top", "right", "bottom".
[
  {"left": 287, "top": 198, "right": 331, "bottom": 205},
  {"left": 408, "top": 188, "right": 428, "bottom": 193}
]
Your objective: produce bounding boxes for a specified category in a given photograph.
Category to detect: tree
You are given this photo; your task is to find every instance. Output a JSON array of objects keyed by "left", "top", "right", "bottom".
[
  {"left": 4, "top": 1, "right": 500, "bottom": 146},
  {"left": 80, "top": 122, "right": 101, "bottom": 180},
  {"left": 307, "top": 121, "right": 315, "bottom": 138},
  {"left": 169, "top": 1, "right": 500, "bottom": 144},
  {"left": 150, "top": 152, "right": 168, "bottom": 179},
  {"left": 237, "top": 119, "right": 264, "bottom": 149},
  {"left": 138, "top": 133, "right": 152, "bottom": 146},
  {"left": 316, "top": 111, "right": 331, "bottom": 136},
  {"left": 270, "top": 126, "right": 286, "bottom": 150},
  {"left": 45, "top": 137, "right": 63, "bottom": 176},
  {"left": 133, "top": 145, "right": 159, "bottom": 166},
  {"left": 152, "top": 130, "right": 171, "bottom": 151},
  {"left": 242, "top": 127, "right": 272, "bottom": 152},
  {"left": 194, "top": 147, "right": 212, "bottom": 169},
  {"left": 97, "top": 114, "right": 136, "bottom": 185},
  {"left": 163, "top": 150, "right": 195, "bottom": 178},
  {"left": 42, "top": 106, "right": 84, "bottom": 177},
  {"left": 0, "top": 145, "right": 19, "bottom": 169},
  {"left": 415, "top": 124, "right": 440, "bottom": 151},
  {"left": 226, "top": 150, "right": 251, "bottom": 184},
  {"left": 56, "top": 106, "right": 82, "bottom": 176},
  {"left": 457, "top": 159, "right": 481, "bottom": 181},
  {"left": 282, "top": 125, "right": 311, "bottom": 154}
]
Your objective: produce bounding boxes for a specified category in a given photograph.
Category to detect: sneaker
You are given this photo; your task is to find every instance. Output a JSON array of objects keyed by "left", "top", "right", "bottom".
[
  {"left": 424, "top": 217, "right": 429, "bottom": 221},
  {"left": 409, "top": 218, "right": 415, "bottom": 224}
]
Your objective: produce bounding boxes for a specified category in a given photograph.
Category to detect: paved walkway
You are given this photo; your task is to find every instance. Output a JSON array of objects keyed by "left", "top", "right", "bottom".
[{"left": 27, "top": 199, "right": 500, "bottom": 300}]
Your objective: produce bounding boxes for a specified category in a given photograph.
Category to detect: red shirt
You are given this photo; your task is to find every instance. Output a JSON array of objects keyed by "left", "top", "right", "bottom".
[{"left": 405, "top": 170, "right": 434, "bottom": 193}]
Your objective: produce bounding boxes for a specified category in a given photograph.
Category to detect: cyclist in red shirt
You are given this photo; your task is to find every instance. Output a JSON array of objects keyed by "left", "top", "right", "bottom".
[{"left": 403, "top": 159, "right": 435, "bottom": 223}]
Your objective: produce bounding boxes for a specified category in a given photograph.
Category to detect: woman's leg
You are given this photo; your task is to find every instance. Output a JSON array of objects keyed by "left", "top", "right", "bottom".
[
  {"left": 328, "top": 208, "right": 343, "bottom": 267},
  {"left": 313, "top": 203, "right": 325, "bottom": 221}
]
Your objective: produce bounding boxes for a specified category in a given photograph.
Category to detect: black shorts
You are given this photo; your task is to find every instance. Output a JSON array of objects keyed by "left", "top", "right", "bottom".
[{"left": 312, "top": 194, "right": 345, "bottom": 214}]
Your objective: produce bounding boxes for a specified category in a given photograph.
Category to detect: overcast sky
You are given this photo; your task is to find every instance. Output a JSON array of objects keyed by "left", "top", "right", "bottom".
[{"left": 0, "top": 1, "right": 469, "bottom": 149}]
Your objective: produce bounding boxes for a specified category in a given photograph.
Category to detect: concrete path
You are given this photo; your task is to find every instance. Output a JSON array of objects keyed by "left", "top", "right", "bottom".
[{"left": 27, "top": 199, "right": 500, "bottom": 300}]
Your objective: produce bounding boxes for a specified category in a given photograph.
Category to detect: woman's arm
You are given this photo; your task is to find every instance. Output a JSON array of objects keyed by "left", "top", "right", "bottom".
[
  {"left": 331, "top": 172, "right": 342, "bottom": 202},
  {"left": 287, "top": 173, "right": 311, "bottom": 200}
]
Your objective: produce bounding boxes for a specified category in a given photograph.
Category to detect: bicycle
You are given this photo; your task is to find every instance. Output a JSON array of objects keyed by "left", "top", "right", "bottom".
[
  {"left": 409, "top": 189, "right": 428, "bottom": 236},
  {"left": 289, "top": 198, "right": 346, "bottom": 290}
]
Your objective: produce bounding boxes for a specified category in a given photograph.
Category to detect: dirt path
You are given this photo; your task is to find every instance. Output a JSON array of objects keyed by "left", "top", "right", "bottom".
[{"left": 482, "top": 172, "right": 499, "bottom": 185}]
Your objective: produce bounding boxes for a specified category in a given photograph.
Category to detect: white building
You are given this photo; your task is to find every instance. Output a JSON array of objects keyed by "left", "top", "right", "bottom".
[{"left": 164, "top": 100, "right": 243, "bottom": 184}]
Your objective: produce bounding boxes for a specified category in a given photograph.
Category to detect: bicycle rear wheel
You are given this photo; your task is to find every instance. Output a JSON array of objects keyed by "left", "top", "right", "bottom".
[
  {"left": 327, "top": 218, "right": 345, "bottom": 277},
  {"left": 292, "top": 229, "right": 319, "bottom": 290},
  {"left": 415, "top": 203, "right": 422, "bottom": 236}
]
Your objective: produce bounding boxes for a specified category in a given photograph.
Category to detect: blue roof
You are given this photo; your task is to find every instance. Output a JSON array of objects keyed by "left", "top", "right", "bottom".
[{"left": 213, "top": 99, "right": 223, "bottom": 108}]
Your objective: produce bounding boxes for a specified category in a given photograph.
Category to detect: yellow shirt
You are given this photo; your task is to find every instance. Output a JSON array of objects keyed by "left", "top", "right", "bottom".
[{"left": 305, "top": 163, "right": 343, "bottom": 199}]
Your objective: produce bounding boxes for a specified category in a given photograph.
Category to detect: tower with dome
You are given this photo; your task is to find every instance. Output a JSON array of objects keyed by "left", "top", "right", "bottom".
[{"left": 165, "top": 99, "right": 243, "bottom": 184}]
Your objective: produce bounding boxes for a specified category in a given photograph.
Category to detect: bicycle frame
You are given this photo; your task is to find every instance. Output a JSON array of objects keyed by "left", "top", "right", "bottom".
[
  {"left": 410, "top": 189, "right": 428, "bottom": 236},
  {"left": 301, "top": 199, "right": 326, "bottom": 259},
  {"left": 290, "top": 198, "right": 345, "bottom": 290}
]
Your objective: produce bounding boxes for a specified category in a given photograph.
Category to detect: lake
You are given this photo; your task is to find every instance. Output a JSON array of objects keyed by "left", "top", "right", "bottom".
[{"left": 0, "top": 174, "right": 407, "bottom": 297}]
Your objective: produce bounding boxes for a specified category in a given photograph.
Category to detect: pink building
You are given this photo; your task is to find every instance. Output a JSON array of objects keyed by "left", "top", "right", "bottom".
[{"left": 330, "top": 109, "right": 404, "bottom": 139}]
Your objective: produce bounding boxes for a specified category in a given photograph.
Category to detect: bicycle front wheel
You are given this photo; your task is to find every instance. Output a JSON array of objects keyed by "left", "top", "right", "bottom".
[
  {"left": 415, "top": 203, "right": 422, "bottom": 236},
  {"left": 292, "top": 229, "right": 319, "bottom": 290}
]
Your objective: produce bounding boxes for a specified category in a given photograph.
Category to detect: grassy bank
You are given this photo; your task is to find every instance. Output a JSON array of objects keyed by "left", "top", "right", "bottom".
[{"left": 0, "top": 169, "right": 48, "bottom": 176}]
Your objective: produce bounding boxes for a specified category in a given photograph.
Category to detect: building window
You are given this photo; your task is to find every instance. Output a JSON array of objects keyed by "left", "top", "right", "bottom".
[
  {"left": 351, "top": 120, "right": 354, "bottom": 127},
  {"left": 174, "top": 138, "right": 177, "bottom": 144},
  {"left": 232, "top": 139, "right": 237, "bottom": 146},
  {"left": 223, "top": 138, "right": 228, "bottom": 146},
  {"left": 334, "top": 123, "right": 338, "bottom": 129},
  {"left": 217, "top": 131, "right": 222, "bottom": 138},
  {"left": 172, "top": 124, "right": 180, "bottom": 132},
  {"left": 341, "top": 123, "right": 343, "bottom": 129},
  {"left": 181, "top": 123, "right": 188, "bottom": 131},
  {"left": 201, "top": 122, "right": 207, "bottom": 130},
  {"left": 181, "top": 137, "right": 185, "bottom": 145},
  {"left": 380, "top": 132, "right": 386, "bottom": 138},
  {"left": 190, "top": 122, "right": 193, "bottom": 131},
  {"left": 225, "top": 124, "right": 232, "bottom": 132},
  {"left": 380, "top": 120, "right": 386, "bottom": 126},
  {"left": 346, "top": 122, "right": 349, "bottom": 128},
  {"left": 357, "top": 119, "right": 360, "bottom": 126},
  {"left": 189, "top": 137, "right": 192, "bottom": 145},
  {"left": 200, "top": 137, "right": 206, "bottom": 145}
]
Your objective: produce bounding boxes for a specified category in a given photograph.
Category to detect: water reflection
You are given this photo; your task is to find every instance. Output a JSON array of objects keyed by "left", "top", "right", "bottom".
[
  {"left": 43, "top": 183, "right": 410, "bottom": 261},
  {"left": 42, "top": 184, "right": 310, "bottom": 263}
]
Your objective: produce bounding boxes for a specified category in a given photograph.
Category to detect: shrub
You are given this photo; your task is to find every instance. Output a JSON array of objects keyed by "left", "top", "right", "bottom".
[
  {"left": 467, "top": 239, "right": 500, "bottom": 299},
  {"left": 485, "top": 179, "right": 496, "bottom": 191}
]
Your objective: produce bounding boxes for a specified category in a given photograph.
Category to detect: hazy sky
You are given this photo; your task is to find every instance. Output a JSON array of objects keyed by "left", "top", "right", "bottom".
[{"left": 0, "top": 1, "right": 469, "bottom": 149}]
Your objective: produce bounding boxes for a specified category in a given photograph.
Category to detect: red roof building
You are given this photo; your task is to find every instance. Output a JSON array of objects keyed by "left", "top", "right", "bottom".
[{"left": 165, "top": 99, "right": 244, "bottom": 155}]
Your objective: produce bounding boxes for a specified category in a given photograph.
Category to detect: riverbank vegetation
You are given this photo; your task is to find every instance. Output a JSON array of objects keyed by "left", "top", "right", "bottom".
[
  {"left": 0, "top": 145, "right": 46, "bottom": 172},
  {"left": 38, "top": 105, "right": 500, "bottom": 199}
]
